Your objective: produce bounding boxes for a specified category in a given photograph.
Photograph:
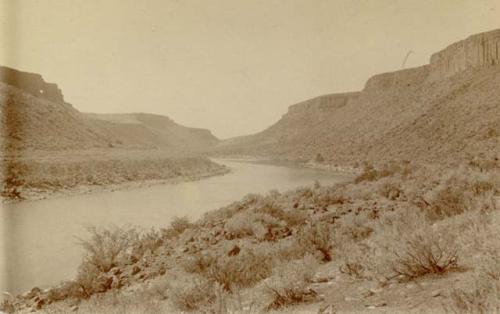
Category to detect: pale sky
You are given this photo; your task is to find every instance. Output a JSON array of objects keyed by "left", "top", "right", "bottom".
[{"left": 1, "top": 0, "right": 499, "bottom": 138}]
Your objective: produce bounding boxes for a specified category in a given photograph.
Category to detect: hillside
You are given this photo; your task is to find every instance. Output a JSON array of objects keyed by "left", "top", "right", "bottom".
[
  {"left": 0, "top": 66, "right": 219, "bottom": 153},
  {"left": 214, "top": 29, "right": 500, "bottom": 166},
  {"left": 0, "top": 66, "right": 226, "bottom": 200},
  {"left": 86, "top": 113, "right": 218, "bottom": 152}
]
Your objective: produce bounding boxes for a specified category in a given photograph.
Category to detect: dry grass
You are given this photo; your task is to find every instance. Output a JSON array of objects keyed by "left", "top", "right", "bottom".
[
  {"left": 447, "top": 283, "right": 500, "bottom": 314},
  {"left": 183, "top": 248, "right": 274, "bottom": 293},
  {"left": 263, "top": 255, "right": 319, "bottom": 310},
  {"left": 160, "top": 216, "right": 193, "bottom": 239},
  {"left": 167, "top": 272, "right": 216, "bottom": 312}
]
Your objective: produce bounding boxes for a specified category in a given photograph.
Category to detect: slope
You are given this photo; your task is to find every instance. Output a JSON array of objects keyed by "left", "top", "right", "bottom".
[{"left": 214, "top": 29, "right": 500, "bottom": 166}]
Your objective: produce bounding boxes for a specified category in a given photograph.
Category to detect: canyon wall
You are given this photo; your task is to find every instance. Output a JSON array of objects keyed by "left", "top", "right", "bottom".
[
  {"left": 287, "top": 92, "right": 360, "bottom": 114},
  {"left": 429, "top": 29, "right": 500, "bottom": 81},
  {"left": 0, "top": 66, "right": 65, "bottom": 103},
  {"left": 363, "top": 66, "right": 430, "bottom": 92},
  {"left": 364, "top": 29, "right": 500, "bottom": 93},
  {"left": 214, "top": 28, "right": 500, "bottom": 164}
]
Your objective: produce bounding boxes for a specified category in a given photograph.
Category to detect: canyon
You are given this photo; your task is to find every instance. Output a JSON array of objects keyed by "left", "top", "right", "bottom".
[{"left": 213, "top": 29, "right": 500, "bottom": 166}]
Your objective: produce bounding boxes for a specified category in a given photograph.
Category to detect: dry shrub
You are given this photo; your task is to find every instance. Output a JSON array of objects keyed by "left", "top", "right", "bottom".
[
  {"left": 280, "top": 210, "right": 308, "bottom": 227},
  {"left": 161, "top": 216, "right": 193, "bottom": 239},
  {"left": 296, "top": 222, "right": 333, "bottom": 262},
  {"left": 254, "top": 239, "right": 305, "bottom": 263},
  {"left": 207, "top": 249, "right": 274, "bottom": 292},
  {"left": 225, "top": 211, "right": 282, "bottom": 240},
  {"left": 426, "top": 186, "right": 471, "bottom": 220},
  {"left": 339, "top": 262, "right": 365, "bottom": 279},
  {"left": 447, "top": 282, "right": 500, "bottom": 314},
  {"left": 133, "top": 228, "right": 164, "bottom": 256},
  {"left": 168, "top": 272, "right": 216, "bottom": 312},
  {"left": 378, "top": 181, "right": 403, "bottom": 200},
  {"left": 183, "top": 248, "right": 274, "bottom": 292},
  {"left": 392, "top": 233, "right": 458, "bottom": 281},
  {"left": 355, "top": 164, "right": 396, "bottom": 183},
  {"left": 263, "top": 254, "right": 319, "bottom": 310},
  {"left": 73, "top": 226, "right": 167, "bottom": 298},
  {"left": 0, "top": 298, "right": 16, "bottom": 314},
  {"left": 79, "top": 226, "right": 138, "bottom": 273}
]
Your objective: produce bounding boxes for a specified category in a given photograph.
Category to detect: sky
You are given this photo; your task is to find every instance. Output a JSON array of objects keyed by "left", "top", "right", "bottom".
[{"left": 1, "top": 0, "right": 499, "bottom": 139}]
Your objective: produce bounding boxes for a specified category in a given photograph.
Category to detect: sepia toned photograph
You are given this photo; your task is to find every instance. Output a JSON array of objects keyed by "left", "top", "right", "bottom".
[{"left": 1, "top": 1, "right": 499, "bottom": 313}]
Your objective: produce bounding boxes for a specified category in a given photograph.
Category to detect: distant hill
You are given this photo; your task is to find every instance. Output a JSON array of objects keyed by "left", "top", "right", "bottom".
[
  {"left": 0, "top": 67, "right": 219, "bottom": 153},
  {"left": 213, "top": 29, "right": 500, "bottom": 165},
  {"left": 86, "top": 113, "right": 218, "bottom": 151}
]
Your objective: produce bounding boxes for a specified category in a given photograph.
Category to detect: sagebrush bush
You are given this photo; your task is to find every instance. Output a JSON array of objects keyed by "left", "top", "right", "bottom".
[
  {"left": 161, "top": 216, "right": 193, "bottom": 239},
  {"left": 296, "top": 222, "right": 333, "bottom": 262},
  {"left": 168, "top": 272, "right": 216, "bottom": 312},
  {"left": 207, "top": 249, "right": 274, "bottom": 292},
  {"left": 79, "top": 226, "right": 138, "bottom": 273},
  {"left": 447, "top": 282, "right": 500, "bottom": 314},
  {"left": 392, "top": 233, "right": 458, "bottom": 280},
  {"left": 378, "top": 181, "right": 403, "bottom": 200},
  {"left": 263, "top": 254, "right": 319, "bottom": 310},
  {"left": 225, "top": 211, "right": 282, "bottom": 240},
  {"left": 426, "top": 186, "right": 470, "bottom": 220},
  {"left": 182, "top": 248, "right": 274, "bottom": 292}
]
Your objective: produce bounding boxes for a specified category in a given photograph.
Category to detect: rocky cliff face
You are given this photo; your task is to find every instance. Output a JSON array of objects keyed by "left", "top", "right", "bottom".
[
  {"left": 213, "top": 28, "right": 500, "bottom": 165},
  {"left": 364, "top": 29, "right": 500, "bottom": 92},
  {"left": 363, "top": 66, "right": 430, "bottom": 92},
  {"left": 0, "top": 66, "right": 65, "bottom": 103},
  {"left": 429, "top": 29, "right": 500, "bottom": 81},
  {"left": 287, "top": 92, "right": 360, "bottom": 114}
]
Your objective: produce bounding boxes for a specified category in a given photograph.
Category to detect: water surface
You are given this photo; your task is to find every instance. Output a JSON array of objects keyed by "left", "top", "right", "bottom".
[{"left": 1, "top": 159, "right": 352, "bottom": 294}]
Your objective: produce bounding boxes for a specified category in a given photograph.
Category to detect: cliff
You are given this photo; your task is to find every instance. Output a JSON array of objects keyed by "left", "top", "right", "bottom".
[
  {"left": 287, "top": 92, "right": 360, "bottom": 114},
  {"left": 429, "top": 29, "right": 500, "bottom": 81},
  {"left": 0, "top": 68, "right": 219, "bottom": 152},
  {"left": 0, "top": 66, "right": 65, "bottom": 103},
  {"left": 88, "top": 113, "right": 219, "bottom": 151},
  {"left": 213, "top": 28, "right": 500, "bottom": 165}
]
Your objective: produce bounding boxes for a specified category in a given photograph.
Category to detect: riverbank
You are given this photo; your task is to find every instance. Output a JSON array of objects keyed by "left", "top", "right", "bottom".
[
  {"left": 3, "top": 158, "right": 498, "bottom": 313},
  {"left": 1, "top": 150, "right": 230, "bottom": 202},
  {"left": 212, "top": 155, "right": 361, "bottom": 174}
]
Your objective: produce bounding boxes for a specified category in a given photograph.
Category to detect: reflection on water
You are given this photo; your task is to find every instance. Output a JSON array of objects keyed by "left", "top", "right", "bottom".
[{"left": 1, "top": 160, "right": 352, "bottom": 294}]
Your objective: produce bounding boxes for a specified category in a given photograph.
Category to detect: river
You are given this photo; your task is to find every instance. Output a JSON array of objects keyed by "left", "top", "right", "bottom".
[{"left": 0, "top": 159, "right": 352, "bottom": 294}]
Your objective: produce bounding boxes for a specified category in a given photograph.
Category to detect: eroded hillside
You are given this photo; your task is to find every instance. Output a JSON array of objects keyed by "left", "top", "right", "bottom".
[
  {"left": 0, "top": 66, "right": 219, "bottom": 153},
  {"left": 214, "top": 29, "right": 500, "bottom": 166},
  {"left": 0, "top": 67, "right": 226, "bottom": 200}
]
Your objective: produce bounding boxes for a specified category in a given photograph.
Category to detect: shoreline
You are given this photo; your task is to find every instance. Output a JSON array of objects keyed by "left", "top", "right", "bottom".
[
  {"left": 3, "top": 167, "right": 230, "bottom": 203},
  {"left": 211, "top": 156, "right": 362, "bottom": 174}
]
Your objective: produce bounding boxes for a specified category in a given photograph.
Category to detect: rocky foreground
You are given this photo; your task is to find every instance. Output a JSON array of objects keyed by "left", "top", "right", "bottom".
[{"left": 2, "top": 156, "right": 498, "bottom": 313}]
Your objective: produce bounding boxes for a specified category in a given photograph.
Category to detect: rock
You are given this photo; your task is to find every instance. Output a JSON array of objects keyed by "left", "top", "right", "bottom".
[
  {"left": 0, "top": 66, "right": 65, "bottom": 103},
  {"left": 132, "top": 265, "right": 141, "bottom": 275},
  {"left": 365, "top": 302, "right": 387, "bottom": 309},
  {"left": 70, "top": 305, "right": 79, "bottom": 312},
  {"left": 429, "top": 29, "right": 500, "bottom": 81},
  {"left": 228, "top": 245, "right": 241, "bottom": 256},
  {"left": 432, "top": 290, "right": 441, "bottom": 297},
  {"left": 24, "top": 287, "right": 42, "bottom": 299},
  {"left": 35, "top": 298, "right": 45, "bottom": 310},
  {"left": 317, "top": 304, "right": 337, "bottom": 314}
]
